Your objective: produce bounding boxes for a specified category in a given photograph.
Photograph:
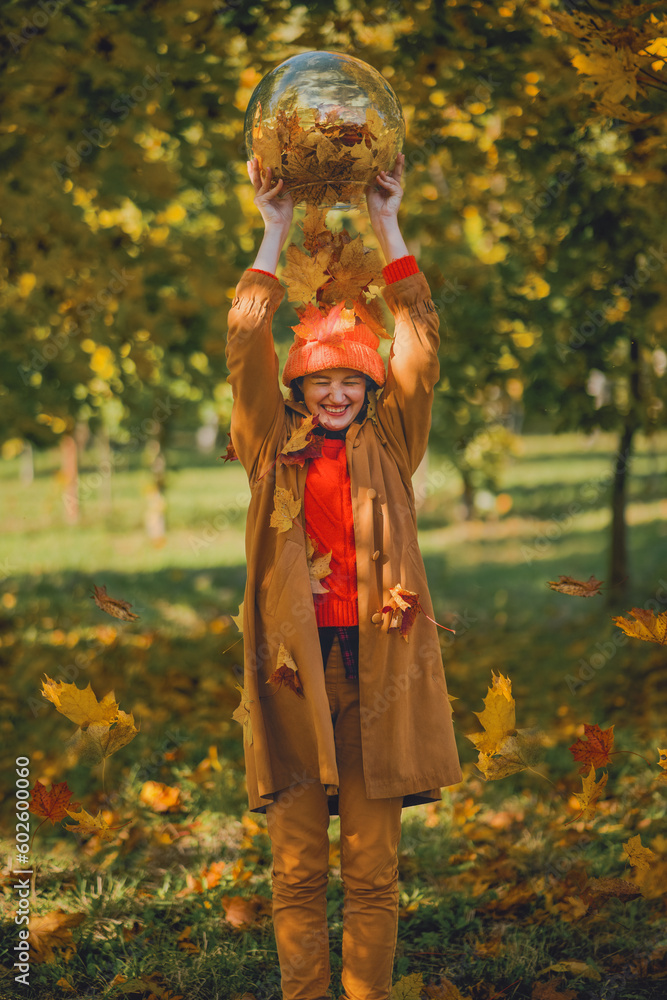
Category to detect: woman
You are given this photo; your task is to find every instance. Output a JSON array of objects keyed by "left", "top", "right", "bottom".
[{"left": 225, "top": 152, "right": 462, "bottom": 1000}]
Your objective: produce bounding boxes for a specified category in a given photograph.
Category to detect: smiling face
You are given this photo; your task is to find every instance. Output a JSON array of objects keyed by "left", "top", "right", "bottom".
[{"left": 300, "top": 367, "right": 367, "bottom": 431}]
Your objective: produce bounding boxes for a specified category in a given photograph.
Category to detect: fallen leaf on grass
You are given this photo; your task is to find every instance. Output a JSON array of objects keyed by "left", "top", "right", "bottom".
[
  {"left": 390, "top": 972, "right": 424, "bottom": 1000},
  {"left": 531, "top": 980, "right": 577, "bottom": 999},
  {"left": 221, "top": 894, "right": 271, "bottom": 929},
  {"left": 535, "top": 960, "right": 601, "bottom": 980},
  {"left": 139, "top": 781, "right": 183, "bottom": 813},
  {"left": 90, "top": 583, "right": 140, "bottom": 621},
  {"left": 28, "top": 909, "right": 86, "bottom": 963}
]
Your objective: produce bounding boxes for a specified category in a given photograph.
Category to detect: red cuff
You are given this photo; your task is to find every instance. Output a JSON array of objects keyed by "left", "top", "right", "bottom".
[
  {"left": 382, "top": 255, "right": 419, "bottom": 284},
  {"left": 248, "top": 267, "right": 279, "bottom": 280}
]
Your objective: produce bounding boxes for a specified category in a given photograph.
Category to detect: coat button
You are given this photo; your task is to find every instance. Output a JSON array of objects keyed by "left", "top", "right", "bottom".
[
  {"left": 353, "top": 438, "right": 361, "bottom": 448},
  {"left": 371, "top": 612, "right": 383, "bottom": 624},
  {"left": 372, "top": 550, "right": 380, "bottom": 561},
  {"left": 367, "top": 488, "right": 377, "bottom": 499}
]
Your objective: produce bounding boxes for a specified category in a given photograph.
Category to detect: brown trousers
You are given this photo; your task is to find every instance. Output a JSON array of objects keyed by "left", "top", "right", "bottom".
[{"left": 265, "top": 638, "right": 404, "bottom": 1000}]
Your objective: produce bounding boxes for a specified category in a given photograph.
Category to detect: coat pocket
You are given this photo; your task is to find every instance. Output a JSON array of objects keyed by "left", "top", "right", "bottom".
[{"left": 256, "top": 538, "right": 305, "bottom": 619}]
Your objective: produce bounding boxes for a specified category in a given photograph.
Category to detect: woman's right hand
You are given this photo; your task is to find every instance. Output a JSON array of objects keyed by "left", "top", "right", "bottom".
[{"left": 247, "top": 156, "right": 294, "bottom": 231}]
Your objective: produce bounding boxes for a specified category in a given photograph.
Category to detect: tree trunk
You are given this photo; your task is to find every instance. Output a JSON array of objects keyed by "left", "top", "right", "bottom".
[
  {"left": 461, "top": 469, "right": 475, "bottom": 521},
  {"left": 61, "top": 434, "right": 79, "bottom": 525},
  {"left": 144, "top": 423, "right": 167, "bottom": 546},
  {"left": 608, "top": 421, "right": 634, "bottom": 606},
  {"left": 19, "top": 441, "right": 34, "bottom": 486}
]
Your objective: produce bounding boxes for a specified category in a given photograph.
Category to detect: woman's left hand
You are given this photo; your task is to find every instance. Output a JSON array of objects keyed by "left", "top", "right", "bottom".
[{"left": 365, "top": 152, "right": 405, "bottom": 225}]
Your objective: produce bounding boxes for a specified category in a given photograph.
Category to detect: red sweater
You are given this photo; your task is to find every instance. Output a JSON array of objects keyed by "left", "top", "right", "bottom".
[{"left": 249, "top": 255, "right": 419, "bottom": 626}]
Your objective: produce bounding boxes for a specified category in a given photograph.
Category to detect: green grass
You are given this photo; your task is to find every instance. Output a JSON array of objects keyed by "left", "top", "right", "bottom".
[{"left": 1, "top": 430, "right": 666, "bottom": 999}]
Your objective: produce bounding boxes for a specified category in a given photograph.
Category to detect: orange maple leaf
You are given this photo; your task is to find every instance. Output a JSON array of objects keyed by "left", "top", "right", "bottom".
[
  {"left": 612, "top": 606, "right": 667, "bottom": 645},
  {"left": 548, "top": 574, "right": 603, "bottom": 597},
  {"left": 90, "top": 584, "right": 140, "bottom": 621},
  {"left": 29, "top": 780, "right": 81, "bottom": 825},
  {"left": 28, "top": 909, "right": 86, "bottom": 964},
  {"left": 569, "top": 723, "right": 615, "bottom": 773},
  {"left": 278, "top": 413, "right": 324, "bottom": 467}
]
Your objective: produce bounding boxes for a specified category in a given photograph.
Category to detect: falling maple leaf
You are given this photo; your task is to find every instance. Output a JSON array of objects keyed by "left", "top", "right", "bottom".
[
  {"left": 63, "top": 806, "right": 127, "bottom": 842},
  {"left": 222, "top": 432, "right": 238, "bottom": 462},
  {"left": 572, "top": 762, "right": 608, "bottom": 821},
  {"left": 269, "top": 486, "right": 302, "bottom": 533},
  {"left": 306, "top": 535, "right": 332, "bottom": 594},
  {"left": 547, "top": 574, "right": 603, "bottom": 597},
  {"left": 291, "top": 301, "right": 350, "bottom": 343},
  {"left": 278, "top": 413, "right": 324, "bottom": 468},
  {"left": 41, "top": 676, "right": 119, "bottom": 729},
  {"left": 612, "top": 606, "right": 667, "bottom": 644},
  {"left": 29, "top": 780, "right": 81, "bottom": 825},
  {"left": 569, "top": 723, "right": 614, "bottom": 773},
  {"left": 581, "top": 876, "right": 641, "bottom": 907},
  {"left": 467, "top": 671, "right": 515, "bottom": 754},
  {"left": 623, "top": 832, "right": 657, "bottom": 871},
  {"left": 90, "top": 583, "right": 140, "bottom": 621},
  {"left": 267, "top": 642, "right": 305, "bottom": 697},
  {"left": 321, "top": 236, "right": 385, "bottom": 306},
  {"left": 232, "top": 682, "right": 254, "bottom": 746},
  {"left": 64, "top": 709, "right": 139, "bottom": 765},
  {"left": 28, "top": 909, "right": 86, "bottom": 964},
  {"left": 381, "top": 584, "right": 422, "bottom": 641},
  {"left": 352, "top": 293, "right": 391, "bottom": 339}
]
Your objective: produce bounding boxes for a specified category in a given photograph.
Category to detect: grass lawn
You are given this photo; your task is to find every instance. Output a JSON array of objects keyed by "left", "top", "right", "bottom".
[{"left": 0, "top": 430, "right": 665, "bottom": 999}]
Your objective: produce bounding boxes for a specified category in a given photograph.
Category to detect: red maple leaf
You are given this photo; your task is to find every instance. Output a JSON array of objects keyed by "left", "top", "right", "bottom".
[
  {"left": 29, "top": 780, "right": 81, "bottom": 825},
  {"left": 569, "top": 723, "right": 615, "bottom": 774},
  {"left": 221, "top": 432, "right": 238, "bottom": 462}
]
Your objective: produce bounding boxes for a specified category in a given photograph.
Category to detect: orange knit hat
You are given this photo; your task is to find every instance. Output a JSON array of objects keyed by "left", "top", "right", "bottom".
[{"left": 281, "top": 302, "right": 387, "bottom": 388}]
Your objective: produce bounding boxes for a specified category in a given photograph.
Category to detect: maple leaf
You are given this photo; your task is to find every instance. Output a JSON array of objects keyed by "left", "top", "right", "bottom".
[
  {"left": 381, "top": 583, "right": 422, "bottom": 641},
  {"left": 285, "top": 413, "right": 322, "bottom": 447},
  {"left": 231, "top": 681, "right": 254, "bottom": 746},
  {"left": 612, "top": 606, "right": 667, "bottom": 644},
  {"left": 63, "top": 806, "right": 126, "bottom": 841},
  {"left": 28, "top": 909, "right": 86, "bottom": 964},
  {"left": 569, "top": 723, "right": 615, "bottom": 773},
  {"left": 306, "top": 535, "right": 332, "bottom": 594},
  {"left": 466, "top": 671, "right": 516, "bottom": 755},
  {"left": 221, "top": 893, "right": 272, "bottom": 929},
  {"left": 282, "top": 245, "right": 332, "bottom": 303},
  {"left": 231, "top": 601, "right": 244, "bottom": 633},
  {"left": 353, "top": 294, "right": 391, "bottom": 339},
  {"left": 64, "top": 709, "right": 139, "bottom": 765},
  {"left": 270, "top": 486, "right": 302, "bottom": 533},
  {"left": 41, "top": 676, "right": 119, "bottom": 729},
  {"left": 90, "top": 583, "right": 140, "bottom": 621},
  {"left": 582, "top": 876, "right": 642, "bottom": 906},
  {"left": 476, "top": 729, "right": 545, "bottom": 780},
  {"left": 321, "top": 237, "right": 385, "bottom": 306},
  {"left": 267, "top": 642, "right": 305, "bottom": 697},
  {"left": 623, "top": 832, "right": 657, "bottom": 871},
  {"left": 390, "top": 973, "right": 424, "bottom": 1000},
  {"left": 547, "top": 574, "right": 603, "bottom": 597},
  {"left": 424, "top": 977, "right": 472, "bottom": 1000},
  {"left": 222, "top": 432, "right": 238, "bottom": 462},
  {"left": 573, "top": 762, "right": 608, "bottom": 820},
  {"left": 291, "top": 300, "right": 350, "bottom": 344},
  {"left": 29, "top": 780, "right": 81, "bottom": 825}
]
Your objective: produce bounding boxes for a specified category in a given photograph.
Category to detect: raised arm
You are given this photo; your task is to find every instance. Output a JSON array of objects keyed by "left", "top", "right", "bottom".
[
  {"left": 366, "top": 154, "right": 440, "bottom": 473},
  {"left": 224, "top": 160, "right": 294, "bottom": 478}
]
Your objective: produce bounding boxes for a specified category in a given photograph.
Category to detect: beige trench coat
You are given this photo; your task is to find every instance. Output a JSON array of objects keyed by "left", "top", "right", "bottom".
[{"left": 225, "top": 267, "right": 463, "bottom": 814}]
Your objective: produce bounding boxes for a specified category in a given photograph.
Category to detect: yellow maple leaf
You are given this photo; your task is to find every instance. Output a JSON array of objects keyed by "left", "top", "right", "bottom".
[
  {"left": 232, "top": 682, "right": 254, "bottom": 746},
  {"left": 41, "top": 676, "right": 119, "bottom": 729},
  {"left": 64, "top": 709, "right": 139, "bottom": 765},
  {"left": 475, "top": 729, "right": 544, "bottom": 781},
  {"left": 306, "top": 535, "right": 332, "bottom": 594},
  {"left": 612, "top": 607, "right": 667, "bottom": 644},
  {"left": 623, "top": 833, "right": 657, "bottom": 871},
  {"left": 281, "top": 414, "right": 320, "bottom": 455},
  {"left": 466, "top": 671, "right": 515, "bottom": 754},
  {"left": 231, "top": 601, "right": 244, "bottom": 633},
  {"left": 322, "top": 236, "right": 384, "bottom": 306},
  {"left": 390, "top": 972, "right": 424, "bottom": 1000},
  {"left": 28, "top": 909, "right": 86, "bottom": 964},
  {"left": 63, "top": 807, "right": 126, "bottom": 841},
  {"left": 270, "top": 487, "right": 302, "bottom": 533},
  {"left": 573, "top": 762, "right": 608, "bottom": 821},
  {"left": 281, "top": 245, "right": 332, "bottom": 303}
]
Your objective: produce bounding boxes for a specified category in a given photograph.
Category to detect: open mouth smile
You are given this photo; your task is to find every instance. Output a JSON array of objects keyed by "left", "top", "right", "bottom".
[{"left": 321, "top": 404, "right": 349, "bottom": 414}]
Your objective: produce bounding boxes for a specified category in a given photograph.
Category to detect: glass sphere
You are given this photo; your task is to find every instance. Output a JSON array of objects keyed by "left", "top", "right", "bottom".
[{"left": 244, "top": 50, "right": 405, "bottom": 209}]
